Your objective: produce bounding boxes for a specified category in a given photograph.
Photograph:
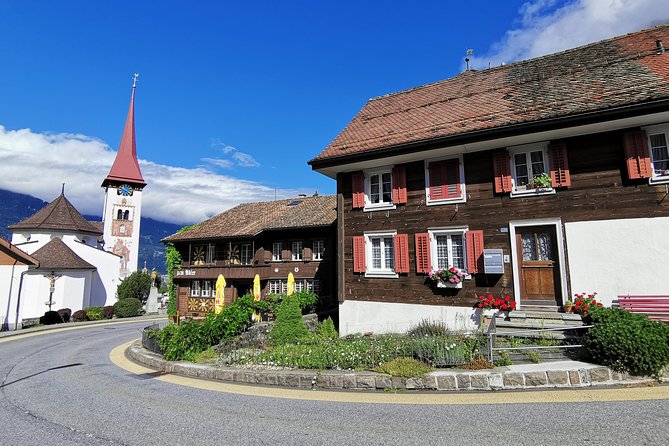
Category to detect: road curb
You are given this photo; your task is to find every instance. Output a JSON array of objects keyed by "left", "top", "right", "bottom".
[
  {"left": 126, "top": 341, "right": 665, "bottom": 392},
  {"left": 0, "top": 315, "right": 165, "bottom": 339}
]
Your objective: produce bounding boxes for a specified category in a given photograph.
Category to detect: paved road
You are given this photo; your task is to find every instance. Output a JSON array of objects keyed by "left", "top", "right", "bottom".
[{"left": 1, "top": 321, "right": 669, "bottom": 446}]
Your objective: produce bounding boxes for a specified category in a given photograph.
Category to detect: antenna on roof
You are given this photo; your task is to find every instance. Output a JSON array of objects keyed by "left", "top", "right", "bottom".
[
  {"left": 61, "top": 183, "right": 65, "bottom": 196},
  {"left": 465, "top": 49, "right": 474, "bottom": 71}
]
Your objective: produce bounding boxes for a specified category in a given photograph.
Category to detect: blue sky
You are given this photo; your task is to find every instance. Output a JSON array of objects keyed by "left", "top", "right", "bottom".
[{"left": 0, "top": 0, "right": 666, "bottom": 224}]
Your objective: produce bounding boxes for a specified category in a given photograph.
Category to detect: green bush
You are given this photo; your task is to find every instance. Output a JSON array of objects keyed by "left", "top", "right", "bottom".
[
  {"left": 374, "top": 358, "right": 433, "bottom": 378},
  {"left": 116, "top": 271, "right": 152, "bottom": 303},
  {"left": 314, "top": 317, "right": 338, "bottom": 340},
  {"left": 85, "top": 306, "right": 104, "bottom": 321},
  {"left": 407, "top": 319, "right": 451, "bottom": 338},
  {"left": 158, "top": 320, "right": 210, "bottom": 361},
  {"left": 292, "top": 290, "right": 318, "bottom": 314},
  {"left": 584, "top": 307, "right": 669, "bottom": 377},
  {"left": 113, "top": 298, "right": 143, "bottom": 318},
  {"left": 270, "top": 297, "right": 309, "bottom": 342}
]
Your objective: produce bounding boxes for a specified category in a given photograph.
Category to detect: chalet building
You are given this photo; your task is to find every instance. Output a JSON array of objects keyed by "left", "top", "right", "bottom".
[
  {"left": 309, "top": 25, "right": 669, "bottom": 335},
  {"left": 162, "top": 195, "right": 337, "bottom": 318}
]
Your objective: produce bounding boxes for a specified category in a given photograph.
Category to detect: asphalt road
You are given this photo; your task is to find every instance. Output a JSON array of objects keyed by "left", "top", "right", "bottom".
[{"left": 1, "top": 321, "right": 669, "bottom": 446}]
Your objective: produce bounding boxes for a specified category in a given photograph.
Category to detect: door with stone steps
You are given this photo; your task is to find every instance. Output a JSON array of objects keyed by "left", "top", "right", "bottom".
[{"left": 515, "top": 225, "right": 561, "bottom": 309}]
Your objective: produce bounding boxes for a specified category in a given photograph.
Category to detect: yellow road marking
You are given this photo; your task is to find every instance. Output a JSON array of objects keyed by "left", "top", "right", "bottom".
[
  {"left": 110, "top": 340, "right": 669, "bottom": 405},
  {"left": 0, "top": 318, "right": 164, "bottom": 344}
]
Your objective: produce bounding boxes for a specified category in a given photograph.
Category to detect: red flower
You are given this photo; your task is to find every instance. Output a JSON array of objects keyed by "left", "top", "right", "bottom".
[
  {"left": 477, "top": 303, "right": 483, "bottom": 308},
  {"left": 501, "top": 304, "right": 508, "bottom": 310}
]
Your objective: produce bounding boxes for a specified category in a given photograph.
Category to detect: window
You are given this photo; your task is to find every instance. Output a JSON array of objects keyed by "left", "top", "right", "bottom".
[
  {"left": 292, "top": 241, "right": 303, "bottom": 261},
  {"left": 366, "top": 232, "right": 396, "bottom": 277},
  {"left": 425, "top": 156, "right": 465, "bottom": 205},
  {"left": 117, "top": 209, "right": 123, "bottom": 220},
  {"left": 294, "top": 280, "right": 304, "bottom": 293},
  {"left": 190, "top": 280, "right": 201, "bottom": 297},
  {"left": 192, "top": 244, "right": 215, "bottom": 265},
  {"left": 240, "top": 244, "right": 252, "bottom": 265},
  {"left": 313, "top": 240, "right": 325, "bottom": 261},
  {"left": 364, "top": 168, "right": 395, "bottom": 210},
  {"left": 646, "top": 126, "right": 669, "bottom": 182},
  {"left": 272, "top": 242, "right": 282, "bottom": 261},
  {"left": 201, "top": 281, "right": 212, "bottom": 297},
  {"left": 429, "top": 229, "right": 467, "bottom": 271},
  {"left": 269, "top": 279, "right": 283, "bottom": 294},
  {"left": 508, "top": 144, "right": 555, "bottom": 197},
  {"left": 306, "top": 279, "right": 320, "bottom": 295}
]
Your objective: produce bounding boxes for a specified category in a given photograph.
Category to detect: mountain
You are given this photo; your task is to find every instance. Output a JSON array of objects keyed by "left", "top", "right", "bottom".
[{"left": 0, "top": 189, "right": 181, "bottom": 274}]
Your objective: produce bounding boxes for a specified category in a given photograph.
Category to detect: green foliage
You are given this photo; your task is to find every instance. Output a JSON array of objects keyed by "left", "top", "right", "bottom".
[
  {"left": 270, "top": 297, "right": 309, "bottom": 342},
  {"left": 158, "top": 284, "right": 169, "bottom": 294},
  {"left": 292, "top": 290, "right": 318, "bottom": 314},
  {"left": 526, "top": 351, "right": 541, "bottom": 364},
  {"left": 530, "top": 172, "right": 552, "bottom": 188},
  {"left": 158, "top": 320, "right": 210, "bottom": 361},
  {"left": 493, "top": 350, "right": 513, "bottom": 367},
  {"left": 314, "top": 317, "right": 338, "bottom": 340},
  {"left": 374, "top": 358, "right": 433, "bottom": 378},
  {"left": 164, "top": 227, "right": 196, "bottom": 317},
  {"left": 253, "top": 293, "right": 282, "bottom": 315},
  {"left": 407, "top": 319, "right": 451, "bottom": 338},
  {"left": 191, "top": 347, "right": 219, "bottom": 364},
  {"left": 116, "top": 271, "right": 152, "bottom": 303},
  {"left": 85, "top": 306, "right": 104, "bottom": 321},
  {"left": 113, "top": 298, "right": 143, "bottom": 318},
  {"left": 584, "top": 307, "right": 669, "bottom": 377}
]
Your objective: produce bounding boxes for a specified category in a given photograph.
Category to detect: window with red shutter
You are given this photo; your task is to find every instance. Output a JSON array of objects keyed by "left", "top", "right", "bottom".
[
  {"left": 465, "top": 230, "right": 484, "bottom": 274},
  {"left": 394, "top": 234, "right": 409, "bottom": 273},
  {"left": 415, "top": 233, "right": 431, "bottom": 273},
  {"left": 351, "top": 172, "right": 365, "bottom": 208},
  {"left": 624, "top": 131, "right": 653, "bottom": 180},
  {"left": 352, "top": 236, "right": 365, "bottom": 273},
  {"left": 426, "top": 157, "right": 464, "bottom": 204},
  {"left": 493, "top": 150, "right": 513, "bottom": 193},
  {"left": 392, "top": 166, "right": 407, "bottom": 204},
  {"left": 548, "top": 143, "right": 571, "bottom": 188}
]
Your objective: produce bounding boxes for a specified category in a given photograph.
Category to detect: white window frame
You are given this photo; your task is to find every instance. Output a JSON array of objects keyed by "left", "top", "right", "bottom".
[
  {"left": 312, "top": 240, "right": 325, "bottom": 261},
  {"left": 427, "top": 227, "right": 469, "bottom": 280},
  {"left": 201, "top": 281, "right": 212, "bottom": 297},
  {"left": 272, "top": 242, "right": 282, "bottom": 262},
  {"left": 363, "top": 167, "right": 396, "bottom": 212},
  {"left": 269, "top": 279, "right": 282, "bottom": 294},
  {"left": 190, "top": 280, "right": 201, "bottom": 297},
  {"left": 424, "top": 154, "right": 466, "bottom": 205},
  {"left": 364, "top": 230, "right": 398, "bottom": 278},
  {"left": 508, "top": 143, "right": 556, "bottom": 198},
  {"left": 240, "top": 243, "right": 252, "bottom": 265},
  {"left": 292, "top": 241, "right": 303, "bottom": 261},
  {"left": 306, "top": 279, "right": 320, "bottom": 294},
  {"left": 294, "top": 280, "right": 304, "bottom": 293},
  {"left": 643, "top": 124, "right": 669, "bottom": 184}
]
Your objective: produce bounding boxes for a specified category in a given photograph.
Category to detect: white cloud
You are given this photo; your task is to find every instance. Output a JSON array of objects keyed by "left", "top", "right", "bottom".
[
  {"left": 472, "top": 0, "right": 669, "bottom": 68},
  {"left": 232, "top": 151, "right": 261, "bottom": 168},
  {"left": 205, "top": 138, "right": 260, "bottom": 169},
  {"left": 0, "top": 125, "right": 303, "bottom": 225},
  {"left": 201, "top": 157, "right": 234, "bottom": 169}
]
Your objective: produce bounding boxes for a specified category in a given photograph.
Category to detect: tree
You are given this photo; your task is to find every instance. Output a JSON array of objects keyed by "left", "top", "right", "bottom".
[{"left": 116, "top": 271, "right": 152, "bottom": 303}]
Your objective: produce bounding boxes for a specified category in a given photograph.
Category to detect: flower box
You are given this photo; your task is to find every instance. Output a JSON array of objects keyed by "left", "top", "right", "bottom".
[{"left": 436, "top": 280, "right": 463, "bottom": 289}]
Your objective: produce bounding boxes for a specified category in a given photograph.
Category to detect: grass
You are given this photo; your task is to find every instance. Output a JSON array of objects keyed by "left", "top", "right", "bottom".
[{"left": 373, "top": 358, "right": 434, "bottom": 378}]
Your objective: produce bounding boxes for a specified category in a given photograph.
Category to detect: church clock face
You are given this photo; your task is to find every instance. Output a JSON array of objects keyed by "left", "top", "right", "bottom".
[{"left": 118, "top": 184, "right": 133, "bottom": 196}]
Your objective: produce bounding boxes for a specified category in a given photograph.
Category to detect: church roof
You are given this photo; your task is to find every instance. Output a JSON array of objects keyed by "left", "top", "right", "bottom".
[
  {"left": 8, "top": 194, "right": 103, "bottom": 236},
  {"left": 0, "top": 237, "right": 39, "bottom": 266},
  {"left": 31, "top": 238, "right": 95, "bottom": 270},
  {"left": 102, "top": 86, "right": 146, "bottom": 187}
]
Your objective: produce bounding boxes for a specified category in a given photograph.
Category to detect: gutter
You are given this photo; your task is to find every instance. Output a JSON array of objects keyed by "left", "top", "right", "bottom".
[{"left": 308, "top": 98, "right": 669, "bottom": 170}]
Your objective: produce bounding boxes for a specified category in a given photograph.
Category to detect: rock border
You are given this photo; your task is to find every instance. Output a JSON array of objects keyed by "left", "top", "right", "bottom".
[{"left": 126, "top": 341, "right": 664, "bottom": 391}]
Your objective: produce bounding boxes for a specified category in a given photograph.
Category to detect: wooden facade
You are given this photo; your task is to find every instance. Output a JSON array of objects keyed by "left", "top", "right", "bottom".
[{"left": 336, "top": 127, "right": 669, "bottom": 309}]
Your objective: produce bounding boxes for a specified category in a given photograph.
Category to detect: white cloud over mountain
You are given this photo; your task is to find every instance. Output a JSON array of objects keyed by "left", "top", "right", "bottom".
[
  {"left": 472, "top": 0, "right": 669, "bottom": 68},
  {"left": 0, "top": 125, "right": 303, "bottom": 225}
]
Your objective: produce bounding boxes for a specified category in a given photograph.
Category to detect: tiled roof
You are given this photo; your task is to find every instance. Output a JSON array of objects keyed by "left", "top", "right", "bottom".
[
  {"left": 31, "top": 238, "right": 95, "bottom": 270},
  {"left": 8, "top": 194, "right": 102, "bottom": 235},
  {"left": 163, "top": 195, "right": 336, "bottom": 242},
  {"left": 311, "top": 25, "right": 669, "bottom": 164},
  {"left": 88, "top": 221, "right": 104, "bottom": 233},
  {"left": 0, "top": 237, "right": 39, "bottom": 266}
]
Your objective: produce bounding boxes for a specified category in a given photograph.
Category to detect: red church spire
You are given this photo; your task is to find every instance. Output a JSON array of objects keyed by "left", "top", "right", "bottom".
[{"left": 102, "top": 74, "right": 146, "bottom": 188}]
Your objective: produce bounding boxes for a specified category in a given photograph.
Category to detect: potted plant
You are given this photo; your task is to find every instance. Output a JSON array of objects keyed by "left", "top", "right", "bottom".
[
  {"left": 564, "top": 299, "right": 574, "bottom": 313},
  {"left": 529, "top": 172, "right": 553, "bottom": 189},
  {"left": 475, "top": 294, "right": 517, "bottom": 325},
  {"left": 428, "top": 267, "right": 465, "bottom": 288},
  {"left": 573, "top": 292, "right": 603, "bottom": 316}
]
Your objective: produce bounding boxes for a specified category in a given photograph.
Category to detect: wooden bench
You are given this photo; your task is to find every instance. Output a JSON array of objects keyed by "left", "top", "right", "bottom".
[{"left": 618, "top": 295, "right": 669, "bottom": 322}]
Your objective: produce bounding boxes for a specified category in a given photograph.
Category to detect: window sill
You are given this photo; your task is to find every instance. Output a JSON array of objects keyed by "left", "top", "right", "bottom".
[
  {"left": 363, "top": 203, "right": 396, "bottom": 212},
  {"left": 510, "top": 187, "right": 555, "bottom": 198},
  {"left": 649, "top": 176, "right": 669, "bottom": 185},
  {"left": 426, "top": 196, "right": 466, "bottom": 206},
  {"left": 364, "top": 271, "right": 399, "bottom": 279}
]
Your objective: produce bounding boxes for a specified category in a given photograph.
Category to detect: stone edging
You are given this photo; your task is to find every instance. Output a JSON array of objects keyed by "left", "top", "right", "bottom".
[{"left": 127, "top": 341, "right": 664, "bottom": 391}]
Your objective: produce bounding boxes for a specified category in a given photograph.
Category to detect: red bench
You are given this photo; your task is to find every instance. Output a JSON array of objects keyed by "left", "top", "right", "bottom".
[{"left": 618, "top": 295, "right": 669, "bottom": 322}]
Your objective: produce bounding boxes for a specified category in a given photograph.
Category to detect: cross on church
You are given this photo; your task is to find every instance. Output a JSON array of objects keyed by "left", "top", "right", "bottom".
[{"left": 132, "top": 73, "right": 139, "bottom": 88}]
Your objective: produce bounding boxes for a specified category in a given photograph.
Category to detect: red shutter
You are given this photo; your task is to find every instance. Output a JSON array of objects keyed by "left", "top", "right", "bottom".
[
  {"left": 549, "top": 142, "right": 571, "bottom": 188},
  {"left": 466, "top": 230, "right": 484, "bottom": 274},
  {"left": 624, "top": 131, "right": 652, "bottom": 179},
  {"left": 392, "top": 166, "right": 407, "bottom": 204},
  {"left": 444, "top": 158, "right": 462, "bottom": 198},
  {"left": 428, "top": 162, "right": 445, "bottom": 200},
  {"left": 493, "top": 151, "right": 513, "bottom": 193},
  {"left": 352, "top": 236, "right": 366, "bottom": 273},
  {"left": 415, "top": 233, "right": 431, "bottom": 274},
  {"left": 394, "top": 234, "right": 409, "bottom": 273},
  {"left": 352, "top": 172, "right": 365, "bottom": 208}
]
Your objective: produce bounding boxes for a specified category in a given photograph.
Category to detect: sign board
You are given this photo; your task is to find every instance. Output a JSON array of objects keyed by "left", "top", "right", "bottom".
[{"left": 483, "top": 249, "right": 504, "bottom": 274}]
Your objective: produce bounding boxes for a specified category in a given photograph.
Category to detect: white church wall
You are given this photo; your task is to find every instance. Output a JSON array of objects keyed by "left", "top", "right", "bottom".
[
  {"left": 20, "top": 271, "right": 92, "bottom": 322},
  {"left": 69, "top": 242, "right": 121, "bottom": 307},
  {"left": 0, "top": 263, "right": 31, "bottom": 330}
]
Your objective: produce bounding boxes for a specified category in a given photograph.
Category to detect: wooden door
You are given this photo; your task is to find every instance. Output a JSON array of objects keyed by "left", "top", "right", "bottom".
[{"left": 516, "top": 226, "right": 560, "bottom": 305}]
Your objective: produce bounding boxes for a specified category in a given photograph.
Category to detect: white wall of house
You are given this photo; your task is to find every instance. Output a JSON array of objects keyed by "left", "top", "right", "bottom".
[
  {"left": 19, "top": 270, "right": 93, "bottom": 322},
  {"left": 0, "top": 263, "right": 31, "bottom": 330},
  {"left": 565, "top": 217, "right": 669, "bottom": 306},
  {"left": 339, "top": 300, "right": 481, "bottom": 336},
  {"left": 68, "top": 242, "right": 121, "bottom": 307},
  {"left": 11, "top": 231, "right": 98, "bottom": 250}
]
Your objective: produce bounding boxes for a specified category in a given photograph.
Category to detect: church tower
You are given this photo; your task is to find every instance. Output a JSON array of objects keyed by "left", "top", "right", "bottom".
[{"left": 101, "top": 75, "right": 146, "bottom": 279}]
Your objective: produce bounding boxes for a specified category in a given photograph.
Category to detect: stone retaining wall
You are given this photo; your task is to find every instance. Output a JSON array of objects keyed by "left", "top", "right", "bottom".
[{"left": 127, "top": 341, "right": 658, "bottom": 391}]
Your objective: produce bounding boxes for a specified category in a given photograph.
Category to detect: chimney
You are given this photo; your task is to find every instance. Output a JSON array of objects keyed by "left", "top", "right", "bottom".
[{"left": 657, "top": 40, "right": 666, "bottom": 54}]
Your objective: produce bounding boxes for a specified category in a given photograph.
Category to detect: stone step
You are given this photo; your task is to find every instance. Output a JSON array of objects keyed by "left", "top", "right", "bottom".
[{"left": 520, "top": 305, "right": 560, "bottom": 312}]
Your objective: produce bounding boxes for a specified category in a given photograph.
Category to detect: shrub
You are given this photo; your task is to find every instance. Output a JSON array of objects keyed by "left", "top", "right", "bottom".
[
  {"left": 102, "top": 306, "right": 114, "bottom": 319},
  {"left": 407, "top": 319, "right": 451, "bottom": 338},
  {"left": 39, "top": 311, "right": 62, "bottom": 325},
  {"left": 85, "top": 306, "right": 104, "bottom": 321},
  {"left": 270, "top": 297, "right": 309, "bottom": 342},
  {"left": 314, "top": 317, "right": 338, "bottom": 340},
  {"left": 292, "top": 290, "right": 318, "bottom": 314},
  {"left": 374, "top": 358, "right": 433, "bottom": 378},
  {"left": 72, "top": 310, "right": 88, "bottom": 322},
  {"left": 113, "top": 298, "right": 143, "bottom": 318},
  {"left": 116, "top": 271, "right": 152, "bottom": 303},
  {"left": 57, "top": 308, "right": 71, "bottom": 323},
  {"left": 584, "top": 307, "right": 669, "bottom": 377}
]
